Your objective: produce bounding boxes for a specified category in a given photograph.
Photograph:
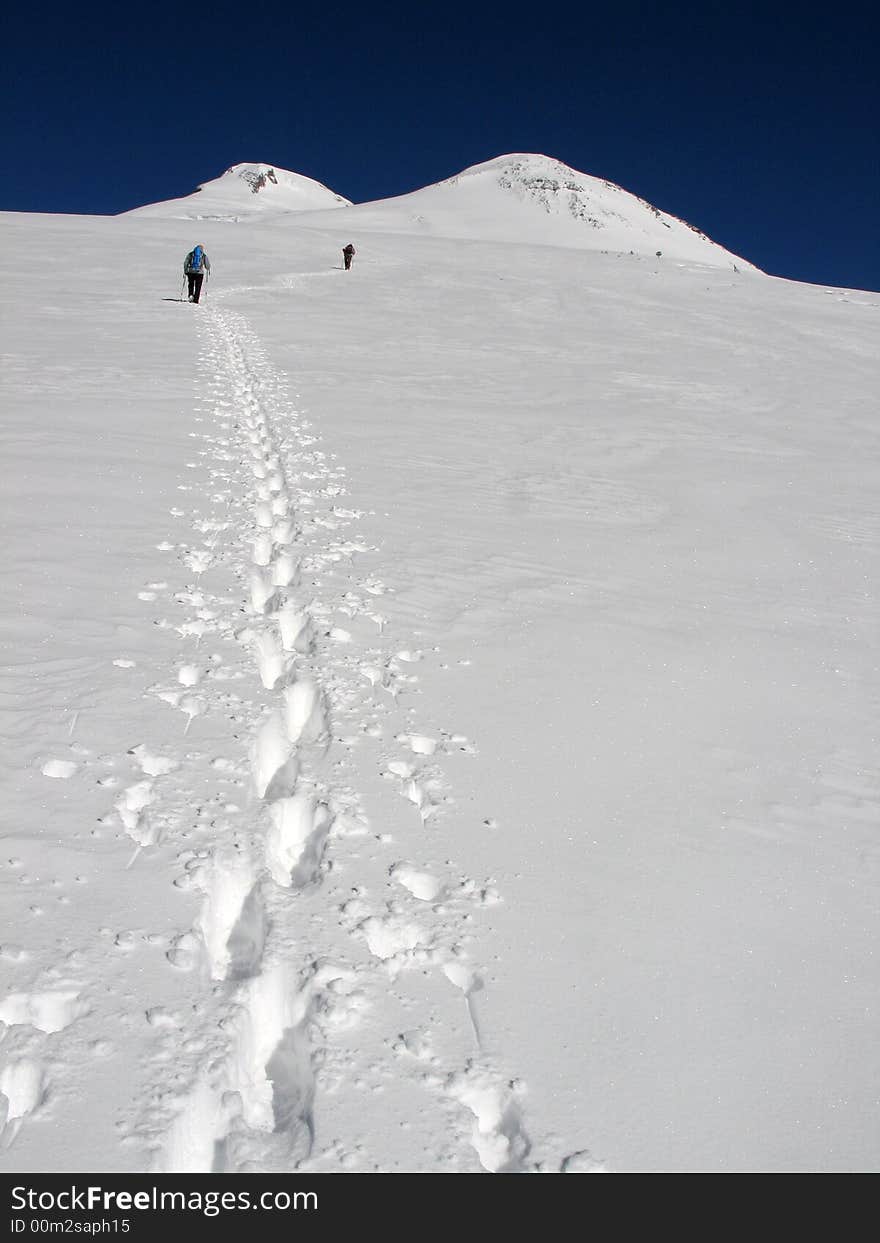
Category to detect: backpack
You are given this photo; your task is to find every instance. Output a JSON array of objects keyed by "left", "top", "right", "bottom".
[{"left": 190, "top": 245, "right": 203, "bottom": 273}]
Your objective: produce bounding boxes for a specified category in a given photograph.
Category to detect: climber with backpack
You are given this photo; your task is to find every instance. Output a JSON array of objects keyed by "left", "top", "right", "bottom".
[
  {"left": 183, "top": 244, "right": 211, "bottom": 303},
  {"left": 342, "top": 243, "right": 355, "bottom": 271}
]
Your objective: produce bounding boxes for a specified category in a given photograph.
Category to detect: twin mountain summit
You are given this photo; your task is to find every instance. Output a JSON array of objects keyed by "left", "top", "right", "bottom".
[{"left": 127, "top": 154, "right": 755, "bottom": 273}]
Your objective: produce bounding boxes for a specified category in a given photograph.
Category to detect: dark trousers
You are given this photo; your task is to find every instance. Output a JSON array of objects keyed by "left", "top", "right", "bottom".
[
  {"left": 343, "top": 252, "right": 353, "bottom": 270},
  {"left": 187, "top": 273, "right": 204, "bottom": 302}
]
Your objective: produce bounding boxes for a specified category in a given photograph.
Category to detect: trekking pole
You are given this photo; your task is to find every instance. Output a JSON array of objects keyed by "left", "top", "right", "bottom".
[{"left": 180, "top": 274, "right": 186, "bottom": 301}]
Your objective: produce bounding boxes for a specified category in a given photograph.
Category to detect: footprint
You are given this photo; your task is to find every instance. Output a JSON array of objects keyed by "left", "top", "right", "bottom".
[
  {"left": 278, "top": 605, "right": 313, "bottom": 655},
  {"left": 225, "top": 884, "right": 268, "bottom": 981},
  {"left": 283, "top": 679, "right": 327, "bottom": 748},
  {"left": 194, "top": 851, "right": 265, "bottom": 982},
  {"left": 251, "top": 712, "right": 296, "bottom": 799},
  {"left": 265, "top": 795, "right": 331, "bottom": 889},
  {"left": 250, "top": 570, "right": 277, "bottom": 615},
  {"left": 252, "top": 534, "right": 274, "bottom": 567},
  {"left": 447, "top": 1066, "right": 530, "bottom": 1173},
  {"left": 272, "top": 552, "right": 300, "bottom": 589},
  {"left": 156, "top": 1075, "right": 232, "bottom": 1173},
  {"left": 226, "top": 963, "right": 317, "bottom": 1148},
  {"left": 272, "top": 518, "right": 297, "bottom": 545},
  {"left": 253, "top": 631, "right": 287, "bottom": 691}
]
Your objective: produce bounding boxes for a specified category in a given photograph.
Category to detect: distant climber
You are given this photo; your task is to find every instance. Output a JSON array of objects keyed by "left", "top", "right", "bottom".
[
  {"left": 342, "top": 243, "right": 356, "bottom": 271},
  {"left": 183, "top": 244, "right": 211, "bottom": 303}
]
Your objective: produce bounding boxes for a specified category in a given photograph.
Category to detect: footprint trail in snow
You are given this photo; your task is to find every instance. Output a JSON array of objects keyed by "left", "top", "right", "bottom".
[{"left": 3, "top": 303, "right": 571, "bottom": 1173}]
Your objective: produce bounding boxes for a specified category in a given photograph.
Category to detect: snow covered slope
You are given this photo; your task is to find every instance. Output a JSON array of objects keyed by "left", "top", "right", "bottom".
[
  {"left": 127, "top": 162, "right": 351, "bottom": 221},
  {"left": 314, "top": 153, "right": 755, "bottom": 267},
  {"left": 0, "top": 183, "right": 878, "bottom": 1175}
]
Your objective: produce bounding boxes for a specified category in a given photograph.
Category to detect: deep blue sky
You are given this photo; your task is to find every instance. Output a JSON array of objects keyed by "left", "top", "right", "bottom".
[{"left": 4, "top": 1, "right": 878, "bottom": 289}]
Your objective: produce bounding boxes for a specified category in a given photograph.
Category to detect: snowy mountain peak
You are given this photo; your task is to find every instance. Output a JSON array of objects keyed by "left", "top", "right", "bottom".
[
  {"left": 212, "top": 162, "right": 350, "bottom": 206},
  {"left": 124, "top": 162, "right": 350, "bottom": 221},
  {"left": 334, "top": 151, "right": 755, "bottom": 269},
  {"left": 448, "top": 152, "right": 745, "bottom": 262},
  {"left": 449, "top": 152, "right": 579, "bottom": 182},
  {"left": 450, "top": 152, "right": 667, "bottom": 220},
  {"left": 224, "top": 163, "right": 283, "bottom": 194}
]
